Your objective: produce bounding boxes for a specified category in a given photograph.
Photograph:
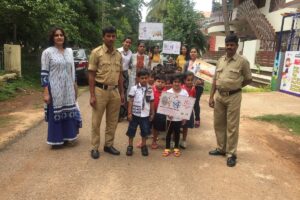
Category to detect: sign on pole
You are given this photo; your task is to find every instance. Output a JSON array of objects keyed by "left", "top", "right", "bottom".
[
  {"left": 138, "top": 22, "right": 163, "bottom": 41},
  {"left": 187, "top": 59, "right": 216, "bottom": 83},
  {"left": 157, "top": 92, "right": 195, "bottom": 120},
  {"left": 162, "top": 41, "right": 181, "bottom": 55}
]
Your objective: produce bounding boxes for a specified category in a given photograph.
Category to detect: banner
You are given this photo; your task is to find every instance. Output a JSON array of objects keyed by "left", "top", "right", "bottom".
[
  {"left": 138, "top": 22, "right": 163, "bottom": 40},
  {"left": 187, "top": 59, "right": 216, "bottom": 83},
  {"left": 157, "top": 92, "right": 195, "bottom": 120},
  {"left": 280, "top": 51, "right": 300, "bottom": 96},
  {"left": 162, "top": 41, "right": 181, "bottom": 55}
]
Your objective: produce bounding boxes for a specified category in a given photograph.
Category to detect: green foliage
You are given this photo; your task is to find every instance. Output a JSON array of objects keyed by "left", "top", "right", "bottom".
[
  {"left": 254, "top": 115, "right": 300, "bottom": 135},
  {"left": 0, "top": 78, "right": 40, "bottom": 101},
  {"left": 0, "top": 0, "right": 143, "bottom": 49},
  {"left": 147, "top": 0, "right": 207, "bottom": 52},
  {"left": 242, "top": 85, "right": 271, "bottom": 93}
]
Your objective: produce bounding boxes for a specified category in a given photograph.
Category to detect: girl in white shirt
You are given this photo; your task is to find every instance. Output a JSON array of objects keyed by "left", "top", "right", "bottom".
[{"left": 162, "top": 73, "right": 188, "bottom": 157}]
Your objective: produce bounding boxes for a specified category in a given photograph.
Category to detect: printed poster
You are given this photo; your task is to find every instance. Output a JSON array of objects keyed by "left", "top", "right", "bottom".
[
  {"left": 157, "top": 92, "right": 195, "bottom": 120},
  {"left": 187, "top": 59, "right": 216, "bottom": 83},
  {"left": 280, "top": 51, "right": 300, "bottom": 96},
  {"left": 162, "top": 41, "right": 181, "bottom": 55},
  {"left": 138, "top": 22, "right": 163, "bottom": 40}
]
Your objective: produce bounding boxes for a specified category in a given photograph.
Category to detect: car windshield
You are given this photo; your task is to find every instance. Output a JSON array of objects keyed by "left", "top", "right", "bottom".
[{"left": 73, "top": 49, "right": 86, "bottom": 59}]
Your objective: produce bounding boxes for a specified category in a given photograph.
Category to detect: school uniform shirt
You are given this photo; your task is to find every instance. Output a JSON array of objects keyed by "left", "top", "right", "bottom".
[
  {"left": 153, "top": 85, "right": 166, "bottom": 111},
  {"left": 128, "top": 83, "right": 154, "bottom": 117},
  {"left": 166, "top": 88, "right": 189, "bottom": 121},
  {"left": 117, "top": 47, "right": 132, "bottom": 71},
  {"left": 181, "top": 84, "right": 196, "bottom": 98}
]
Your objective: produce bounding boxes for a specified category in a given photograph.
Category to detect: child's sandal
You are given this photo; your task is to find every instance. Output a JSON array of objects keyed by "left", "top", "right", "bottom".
[
  {"left": 173, "top": 148, "right": 181, "bottom": 157},
  {"left": 162, "top": 149, "right": 171, "bottom": 157},
  {"left": 151, "top": 142, "right": 159, "bottom": 149}
]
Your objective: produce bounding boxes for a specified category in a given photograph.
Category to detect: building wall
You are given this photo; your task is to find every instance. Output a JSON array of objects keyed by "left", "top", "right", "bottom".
[
  {"left": 215, "top": 36, "right": 225, "bottom": 51},
  {"left": 242, "top": 40, "right": 260, "bottom": 68},
  {"left": 260, "top": 0, "right": 296, "bottom": 32}
]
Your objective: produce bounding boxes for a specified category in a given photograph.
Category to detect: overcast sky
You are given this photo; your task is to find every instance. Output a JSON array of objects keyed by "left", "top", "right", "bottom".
[{"left": 141, "top": 0, "right": 213, "bottom": 22}]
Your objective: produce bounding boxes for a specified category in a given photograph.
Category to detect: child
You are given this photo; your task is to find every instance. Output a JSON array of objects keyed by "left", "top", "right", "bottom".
[
  {"left": 162, "top": 73, "right": 188, "bottom": 157},
  {"left": 165, "top": 74, "right": 172, "bottom": 90},
  {"left": 180, "top": 72, "right": 196, "bottom": 149},
  {"left": 151, "top": 74, "right": 167, "bottom": 149},
  {"left": 126, "top": 69, "right": 154, "bottom": 156},
  {"left": 148, "top": 71, "right": 156, "bottom": 86}
]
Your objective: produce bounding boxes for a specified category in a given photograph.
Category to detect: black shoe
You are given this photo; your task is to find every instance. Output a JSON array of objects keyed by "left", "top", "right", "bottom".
[
  {"left": 126, "top": 145, "right": 133, "bottom": 156},
  {"left": 209, "top": 149, "right": 226, "bottom": 156},
  {"left": 227, "top": 155, "right": 237, "bottom": 167},
  {"left": 104, "top": 146, "right": 120, "bottom": 155},
  {"left": 141, "top": 145, "right": 149, "bottom": 156},
  {"left": 91, "top": 149, "right": 100, "bottom": 159}
]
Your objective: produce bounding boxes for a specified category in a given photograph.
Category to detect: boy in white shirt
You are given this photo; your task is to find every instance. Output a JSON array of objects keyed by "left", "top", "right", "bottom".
[{"left": 126, "top": 69, "right": 154, "bottom": 156}]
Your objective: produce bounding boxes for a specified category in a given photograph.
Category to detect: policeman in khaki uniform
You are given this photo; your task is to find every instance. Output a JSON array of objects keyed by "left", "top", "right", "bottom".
[
  {"left": 88, "top": 26, "right": 124, "bottom": 159},
  {"left": 209, "top": 34, "right": 252, "bottom": 167}
]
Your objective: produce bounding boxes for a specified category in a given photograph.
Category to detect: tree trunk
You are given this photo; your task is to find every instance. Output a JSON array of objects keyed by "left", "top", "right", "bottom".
[{"left": 222, "top": 0, "right": 230, "bottom": 36}]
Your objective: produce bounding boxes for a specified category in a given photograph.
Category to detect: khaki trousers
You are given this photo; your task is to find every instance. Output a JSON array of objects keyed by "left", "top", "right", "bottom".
[
  {"left": 91, "top": 87, "right": 121, "bottom": 150},
  {"left": 214, "top": 91, "right": 242, "bottom": 156}
]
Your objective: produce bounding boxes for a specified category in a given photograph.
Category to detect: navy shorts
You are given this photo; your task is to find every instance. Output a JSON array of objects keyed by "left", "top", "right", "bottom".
[
  {"left": 126, "top": 115, "right": 150, "bottom": 138},
  {"left": 152, "top": 113, "right": 166, "bottom": 131}
]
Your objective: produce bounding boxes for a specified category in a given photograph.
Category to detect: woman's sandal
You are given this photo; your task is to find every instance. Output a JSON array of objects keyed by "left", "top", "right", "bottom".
[
  {"left": 162, "top": 149, "right": 171, "bottom": 157},
  {"left": 173, "top": 148, "right": 181, "bottom": 157}
]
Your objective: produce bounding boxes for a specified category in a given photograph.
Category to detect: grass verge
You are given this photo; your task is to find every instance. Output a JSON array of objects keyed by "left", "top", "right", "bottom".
[
  {"left": 0, "top": 78, "right": 40, "bottom": 101},
  {"left": 254, "top": 114, "right": 300, "bottom": 136}
]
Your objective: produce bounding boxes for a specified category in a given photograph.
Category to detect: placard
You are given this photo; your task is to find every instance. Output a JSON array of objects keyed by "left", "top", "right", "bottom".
[
  {"left": 157, "top": 92, "right": 195, "bottom": 120},
  {"left": 187, "top": 59, "right": 216, "bottom": 83},
  {"left": 138, "top": 22, "right": 163, "bottom": 40},
  {"left": 162, "top": 41, "right": 181, "bottom": 55}
]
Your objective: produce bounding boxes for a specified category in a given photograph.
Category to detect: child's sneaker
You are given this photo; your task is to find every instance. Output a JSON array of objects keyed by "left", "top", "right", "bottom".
[
  {"left": 141, "top": 145, "right": 149, "bottom": 156},
  {"left": 179, "top": 141, "right": 187, "bottom": 149},
  {"left": 170, "top": 141, "right": 175, "bottom": 149},
  {"left": 126, "top": 145, "right": 133, "bottom": 156}
]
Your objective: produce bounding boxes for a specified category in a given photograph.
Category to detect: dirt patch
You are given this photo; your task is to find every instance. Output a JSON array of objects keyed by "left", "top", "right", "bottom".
[
  {"left": 243, "top": 119, "right": 300, "bottom": 172},
  {"left": 0, "top": 89, "right": 43, "bottom": 115},
  {"left": 0, "top": 89, "right": 44, "bottom": 149}
]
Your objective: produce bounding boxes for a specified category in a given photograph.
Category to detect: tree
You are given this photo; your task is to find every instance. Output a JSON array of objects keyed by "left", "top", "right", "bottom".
[
  {"left": 148, "top": 0, "right": 207, "bottom": 51},
  {"left": 0, "top": 0, "right": 144, "bottom": 49},
  {"left": 146, "top": 0, "right": 170, "bottom": 22},
  {"left": 222, "top": 0, "right": 230, "bottom": 36}
]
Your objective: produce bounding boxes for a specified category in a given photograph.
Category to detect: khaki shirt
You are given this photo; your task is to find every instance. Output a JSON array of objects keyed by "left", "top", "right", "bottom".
[
  {"left": 88, "top": 44, "right": 122, "bottom": 85},
  {"left": 214, "top": 53, "right": 252, "bottom": 91}
]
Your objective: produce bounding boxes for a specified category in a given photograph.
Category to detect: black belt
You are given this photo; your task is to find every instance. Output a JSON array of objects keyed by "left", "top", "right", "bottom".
[
  {"left": 95, "top": 82, "right": 118, "bottom": 90},
  {"left": 218, "top": 88, "right": 241, "bottom": 96}
]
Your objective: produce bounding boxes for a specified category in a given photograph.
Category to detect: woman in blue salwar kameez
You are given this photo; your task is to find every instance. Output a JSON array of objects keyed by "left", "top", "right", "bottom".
[{"left": 41, "top": 27, "right": 81, "bottom": 148}]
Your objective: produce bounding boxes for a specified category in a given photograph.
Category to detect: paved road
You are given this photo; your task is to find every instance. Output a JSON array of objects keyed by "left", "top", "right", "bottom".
[{"left": 0, "top": 91, "right": 300, "bottom": 200}]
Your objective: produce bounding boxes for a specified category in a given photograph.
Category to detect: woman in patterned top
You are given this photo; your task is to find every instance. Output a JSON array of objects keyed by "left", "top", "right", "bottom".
[
  {"left": 41, "top": 27, "right": 81, "bottom": 148},
  {"left": 128, "top": 41, "right": 150, "bottom": 93}
]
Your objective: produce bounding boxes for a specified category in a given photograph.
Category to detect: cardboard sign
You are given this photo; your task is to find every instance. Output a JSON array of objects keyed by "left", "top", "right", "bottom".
[
  {"left": 157, "top": 92, "right": 195, "bottom": 120},
  {"left": 138, "top": 22, "right": 163, "bottom": 40},
  {"left": 162, "top": 41, "right": 181, "bottom": 55},
  {"left": 187, "top": 59, "right": 216, "bottom": 83}
]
